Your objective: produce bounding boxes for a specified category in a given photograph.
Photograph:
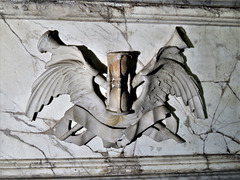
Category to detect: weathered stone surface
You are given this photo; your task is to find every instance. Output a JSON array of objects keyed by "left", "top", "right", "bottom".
[
  {"left": 0, "top": 155, "right": 239, "bottom": 178},
  {"left": 0, "top": 0, "right": 239, "bottom": 178}
]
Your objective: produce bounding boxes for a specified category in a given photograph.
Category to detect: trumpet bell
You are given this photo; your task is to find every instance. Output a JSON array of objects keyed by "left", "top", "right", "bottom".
[
  {"left": 38, "top": 30, "right": 65, "bottom": 53},
  {"left": 166, "top": 27, "right": 194, "bottom": 49}
]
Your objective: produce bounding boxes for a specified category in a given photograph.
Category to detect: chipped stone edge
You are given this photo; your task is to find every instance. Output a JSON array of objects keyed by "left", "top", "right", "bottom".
[
  {"left": 0, "top": 154, "right": 239, "bottom": 178},
  {"left": 0, "top": 1, "right": 239, "bottom": 26}
]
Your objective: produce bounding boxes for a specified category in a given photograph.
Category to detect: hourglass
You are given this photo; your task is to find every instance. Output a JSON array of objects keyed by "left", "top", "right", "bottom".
[{"left": 106, "top": 51, "right": 140, "bottom": 115}]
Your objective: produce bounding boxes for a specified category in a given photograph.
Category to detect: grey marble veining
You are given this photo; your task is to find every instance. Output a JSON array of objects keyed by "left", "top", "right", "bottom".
[
  {"left": 0, "top": 1, "right": 239, "bottom": 177},
  {"left": 8, "top": 0, "right": 240, "bottom": 8}
]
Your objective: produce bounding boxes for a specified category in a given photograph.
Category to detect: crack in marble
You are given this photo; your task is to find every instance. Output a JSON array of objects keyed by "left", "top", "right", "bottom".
[
  {"left": 73, "top": 144, "right": 93, "bottom": 175},
  {"left": 201, "top": 135, "right": 210, "bottom": 170},
  {"left": 201, "top": 81, "right": 239, "bottom": 136},
  {"left": 228, "top": 84, "right": 240, "bottom": 101},
  {"left": 95, "top": 24, "right": 112, "bottom": 36},
  {"left": 121, "top": 7, "right": 133, "bottom": 51},
  {"left": 0, "top": 90, "right": 22, "bottom": 111},
  {"left": 187, "top": 126, "right": 211, "bottom": 169},
  {"left": 130, "top": 141, "right": 138, "bottom": 157},
  {"left": 186, "top": 111, "right": 239, "bottom": 166},
  {"left": 188, "top": 124, "right": 240, "bottom": 153},
  {"left": 85, "top": 144, "right": 108, "bottom": 157},
  {"left": 228, "top": 58, "right": 238, "bottom": 80},
  {"left": 216, "top": 120, "right": 240, "bottom": 131},
  {"left": 0, "top": 128, "right": 90, "bottom": 159},
  {"left": 214, "top": 100, "right": 231, "bottom": 126},
  {"left": 223, "top": 136, "right": 232, "bottom": 154},
  {"left": 79, "top": 161, "right": 91, "bottom": 176},
  {"left": 1, "top": 15, "right": 46, "bottom": 65},
  {"left": 36, "top": 116, "right": 59, "bottom": 122},
  {"left": 216, "top": 130, "right": 240, "bottom": 145},
  {"left": 193, "top": 120, "right": 239, "bottom": 144},
  {"left": 50, "top": 136, "right": 76, "bottom": 158},
  {"left": 2, "top": 110, "right": 42, "bottom": 130},
  {"left": 225, "top": 59, "right": 239, "bottom": 101},
  {"left": 0, "top": 129, "right": 43, "bottom": 135},
  {"left": 100, "top": 6, "right": 134, "bottom": 51},
  {"left": 111, "top": 22, "right": 133, "bottom": 51},
  {"left": 94, "top": 4, "right": 147, "bottom": 67},
  {"left": 37, "top": 116, "right": 59, "bottom": 124},
  {"left": 235, "top": 150, "right": 240, "bottom": 154},
  {"left": 27, "top": 20, "right": 50, "bottom": 31},
  {"left": 1, "top": 129, "right": 56, "bottom": 175},
  {"left": 118, "top": 142, "right": 137, "bottom": 157},
  {"left": 3, "top": 110, "right": 25, "bottom": 116},
  {"left": 210, "top": 83, "right": 227, "bottom": 129},
  {"left": 2, "top": 110, "right": 62, "bottom": 134},
  {"left": 0, "top": 5, "right": 238, "bottom": 161},
  {"left": 204, "top": 60, "right": 239, "bottom": 137}
]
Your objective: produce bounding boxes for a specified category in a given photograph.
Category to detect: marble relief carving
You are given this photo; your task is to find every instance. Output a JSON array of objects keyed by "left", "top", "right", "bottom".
[
  {"left": 0, "top": 1, "right": 239, "bottom": 163},
  {"left": 26, "top": 27, "right": 207, "bottom": 148}
]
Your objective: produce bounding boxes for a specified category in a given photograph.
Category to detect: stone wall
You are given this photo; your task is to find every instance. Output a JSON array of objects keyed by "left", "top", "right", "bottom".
[{"left": 0, "top": 1, "right": 239, "bottom": 178}]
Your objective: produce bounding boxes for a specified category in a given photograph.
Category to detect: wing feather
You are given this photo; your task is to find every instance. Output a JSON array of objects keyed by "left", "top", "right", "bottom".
[
  {"left": 165, "top": 62, "right": 205, "bottom": 118},
  {"left": 175, "top": 71, "right": 192, "bottom": 105},
  {"left": 172, "top": 81, "right": 181, "bottom": 96},
  {"left": 133, "top": 47, "right": 206, "bottom": 119},
  {"left": 177, "top": 70, "right": 205, "bottom": 118},
  {"left": 40, "top": 69, "right": 67, "bottom": 103},
  {"left": 30, "top": 66, "right": 69, "bottom": 100},
  {"left": 32, "top": 66, "right": 61, "bottom": 92},
  {"left": 171, "top": 73, "right": 188, "bottom": 105},
  {"left": 26, "top": 58, "right": 98, "bottom": 121},
  {"left": 26, "top": 66, "right": 69, "bottom": 119}
]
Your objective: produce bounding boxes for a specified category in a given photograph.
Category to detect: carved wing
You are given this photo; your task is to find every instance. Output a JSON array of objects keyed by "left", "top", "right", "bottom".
[
  {"left": 132, "top": 46, "right": 206, "bottom": 119},
  {"left": 26, "top": 31, "right": 107, "bottom": 121}
]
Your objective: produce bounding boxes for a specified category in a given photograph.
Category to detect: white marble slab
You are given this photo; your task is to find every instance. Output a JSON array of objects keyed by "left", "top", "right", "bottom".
[{"left": 0, "top": 1, "right": 239, "bottom": 163}]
